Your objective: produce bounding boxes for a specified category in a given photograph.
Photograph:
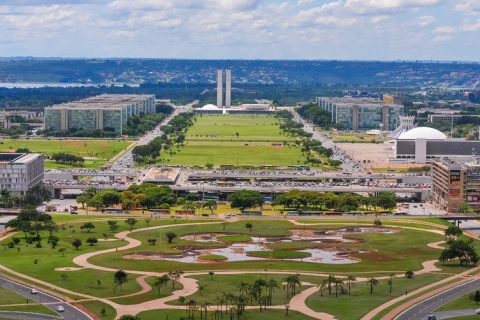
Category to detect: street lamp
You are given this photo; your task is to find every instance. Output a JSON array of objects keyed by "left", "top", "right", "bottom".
[{"left": 269, "top": 227, "right": 272, "bottom": 259}]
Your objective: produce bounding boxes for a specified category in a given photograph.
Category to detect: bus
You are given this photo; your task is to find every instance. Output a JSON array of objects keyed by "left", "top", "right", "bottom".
[
  {"left": 106, "top": 208, "right": 123, "bottom": 213},
  {"left": 149, "top": 209, "right": 170, "bottom": 214},
  {"left": 203, "top": 195, "right": 219, "bottom": 201}
]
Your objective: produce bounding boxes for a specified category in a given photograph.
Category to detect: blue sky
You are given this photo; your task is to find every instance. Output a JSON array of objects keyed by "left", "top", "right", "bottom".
[{"left": 1, "top": 0, "right": 479, "bottom": 61}]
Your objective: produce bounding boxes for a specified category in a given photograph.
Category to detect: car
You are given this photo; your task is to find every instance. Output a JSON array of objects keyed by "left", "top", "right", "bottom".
[
  {"left": 476, "top": 308, "right": 480, "bottom": 314},
  {"left": 56, "top": 306, "right": 65, "bottom": 312},
  {"left": 226, "top": 213, "right": 236, "bottom": 217},
  {"left": 427, "top": 315, "right": 437, "bottom": 320},
  {"left": 413, "top": 205, "right": 418, "bottom": 208},
  {"left": 70, "top": 211, "right": 78, "bottom": 214},
  {"left": 202, "top": 214, "right": 209, "bottom": 217},
  {"left": 30, "top": 288, "right": 38, "bottom": 294}
]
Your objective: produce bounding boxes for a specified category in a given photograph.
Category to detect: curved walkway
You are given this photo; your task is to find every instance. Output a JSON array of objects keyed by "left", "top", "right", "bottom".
[{"left": 0, "top": 218, "right": 470, "bottom": 320}]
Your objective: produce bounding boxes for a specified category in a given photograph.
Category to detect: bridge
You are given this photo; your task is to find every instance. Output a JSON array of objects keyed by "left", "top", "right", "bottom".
[
  {"left": 438, "top": 215, "right": 480, "bottom": 227},
  {"left": 44, "top": 169, "right": 142, "bottom": 180},
  {"left": 46, "top": 183, "right": 430, "bottom": 201}
]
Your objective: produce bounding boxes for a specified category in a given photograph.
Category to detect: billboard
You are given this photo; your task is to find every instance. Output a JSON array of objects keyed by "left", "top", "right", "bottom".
[{"left": 449, "top": 170, "right": 461, "bottom": 199}]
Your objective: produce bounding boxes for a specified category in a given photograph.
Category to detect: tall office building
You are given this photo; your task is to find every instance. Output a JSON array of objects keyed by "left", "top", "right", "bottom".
[{"left": 217, "top": 69, "right": 231, "bottom": 108}]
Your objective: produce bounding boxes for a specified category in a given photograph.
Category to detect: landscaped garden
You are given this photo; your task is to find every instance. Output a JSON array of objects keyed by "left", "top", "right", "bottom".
[{"left": 1, "top": 206, "right": 479, "bottom": 320}]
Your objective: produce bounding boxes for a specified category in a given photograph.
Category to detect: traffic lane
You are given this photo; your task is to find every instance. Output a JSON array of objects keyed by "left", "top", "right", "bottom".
[
  {"left": 0, "top": 277, "right": 92, "bottom": 320},
  {"left": 396, "top": 278, "right": 480, "bottom": 320},
  {"left": 434, "top": 309, "right": 478, "bottom": 319}
]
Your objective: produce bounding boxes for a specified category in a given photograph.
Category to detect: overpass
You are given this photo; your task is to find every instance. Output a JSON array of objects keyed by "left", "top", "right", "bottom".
[
  {"left": 46, "top": 184, "right": 430, "bottom": 201},
  {"left": 44, "top": 169, "right": 142, "bottom": 180},
  {"left": 438, "top": 215, "right": 480, "bottom": 227}
]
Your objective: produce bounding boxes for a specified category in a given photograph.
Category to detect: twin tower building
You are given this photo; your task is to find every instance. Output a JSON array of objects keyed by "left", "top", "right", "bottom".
[{"left": 217, "top": 69, "right": 231, "bottom": 109}]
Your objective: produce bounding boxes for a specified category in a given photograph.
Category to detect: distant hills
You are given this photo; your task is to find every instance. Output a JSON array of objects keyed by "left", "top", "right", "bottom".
[{"left": 0, "top": 58, "right": 479, "bottom": 87}]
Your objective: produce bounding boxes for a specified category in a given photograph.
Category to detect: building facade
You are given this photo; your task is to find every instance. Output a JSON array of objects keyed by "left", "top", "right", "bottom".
[
  {"left": 316, "top": 97, "right": 404, "bottom": 131},
  {"left": 44, "top": 94, "right": 155, "bottom": 135},
  {"left": 432, "top": 159, "right": 480, "bottom": 212},
  {"left": 0, "top": 153, "right": 44, "bottom": 194},
  {"left": 217, "top": 69, "right": 231, "bottom": 109}
]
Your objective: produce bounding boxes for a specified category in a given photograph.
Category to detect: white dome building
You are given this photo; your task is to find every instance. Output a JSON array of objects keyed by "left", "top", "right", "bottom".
[
  {"left": 200, "top": 104, "right": 220, "bottom": 110},
  {"left": 398, "top": 127, "right": 447, "bottom": 140}
]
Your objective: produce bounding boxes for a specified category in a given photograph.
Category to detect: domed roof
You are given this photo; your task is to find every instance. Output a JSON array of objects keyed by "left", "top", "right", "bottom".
[
  {"left": 398, "top": 127, "right": 447, "bottom": 140},
  {"left": 200, "top": 104, "right": 219, "bottom": 110}
]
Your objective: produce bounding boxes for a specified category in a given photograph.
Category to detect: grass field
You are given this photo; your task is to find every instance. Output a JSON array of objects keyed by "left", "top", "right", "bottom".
[
  {"left": 0, "top": 139, "right": 131, "bottom": 169},
  {"left": 158, "top": 115, "right": 315, "bottom": 167},
  {"left": 137, "top": 308, "right": 316, "bottom": 320},
  {"left": 78, "top": 301, "right": 116, "bottom": 320},
  {"left": 0, "top": 287, "right": 32, "bottom": 305},
  {"left": 0, "top": 305, "right": 58, "bottom": 316},
  {"left": 436, "top": 288, "right": 480, "bottom": 312},
  {"left": 305, "top": 273, "right": 449, "bottom": 319}
]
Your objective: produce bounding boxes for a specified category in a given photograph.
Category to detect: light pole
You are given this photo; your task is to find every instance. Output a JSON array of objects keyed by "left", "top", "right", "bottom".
[{"left": 269, "top": 227, "right": 272, "bottom": 259}]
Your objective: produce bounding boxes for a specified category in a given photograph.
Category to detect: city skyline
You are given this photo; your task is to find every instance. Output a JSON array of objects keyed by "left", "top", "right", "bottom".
[{"left": 0, "top": 1, "right": 479, "bottom": 61}]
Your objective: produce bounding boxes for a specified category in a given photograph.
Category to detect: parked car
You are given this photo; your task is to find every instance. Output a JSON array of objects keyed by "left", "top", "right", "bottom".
[
  {"left": 70, "top": 211, "right": 78, "bottom": 214},
  {"left": 202, "top": 214, "right": 209, "bottom": 217}
]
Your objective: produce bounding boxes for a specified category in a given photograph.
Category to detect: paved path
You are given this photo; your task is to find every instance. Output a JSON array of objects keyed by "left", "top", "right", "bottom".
[{"left": 0, "top": 217, "right": 473, "bottom": 320}]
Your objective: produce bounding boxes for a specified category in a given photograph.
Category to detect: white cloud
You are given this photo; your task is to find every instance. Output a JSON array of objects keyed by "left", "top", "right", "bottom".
[
  {"left": 433, "top": 35, "right": 451, "bottom": 42},
  {"left": 433, "top": 25, "right": 455, "bottom": 33},
  {"left": 344, "top": 0, "right": 445, "bottom": 15},
  {"left": 415, "top": 15, "right": 436, "bottom": 26},
  {"left": 461, "top": 18, "right": 480, "bottom": 31}
]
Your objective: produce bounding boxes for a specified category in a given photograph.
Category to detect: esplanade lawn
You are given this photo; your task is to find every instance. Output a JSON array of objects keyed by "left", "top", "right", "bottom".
[{"left": 161, "top": 114, "right": 307, "bottom": 167}]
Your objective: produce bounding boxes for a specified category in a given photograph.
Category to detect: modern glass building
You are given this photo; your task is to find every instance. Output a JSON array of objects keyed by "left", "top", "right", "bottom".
[
  {"left": 316, "top": 97, "right": 404, "bottom": 131},
  {"left": 44, "top": 94, "right": 155, "bottom": 135}
]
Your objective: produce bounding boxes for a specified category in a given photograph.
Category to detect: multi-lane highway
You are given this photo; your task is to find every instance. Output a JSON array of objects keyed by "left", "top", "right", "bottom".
[
  {"left": 396, "top": 278, "right": 480, "bottom": 320},
  {"left": 111, "top": 102, "right": 193, "bottom": 170},
  {"left": 0, "top": 277, "right": 91, "bottom": 320}
]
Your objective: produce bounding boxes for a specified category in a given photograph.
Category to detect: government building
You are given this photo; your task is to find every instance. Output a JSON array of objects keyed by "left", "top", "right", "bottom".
[
  {"left": 44, "top": 94, "right": 155, "bottom": 135},
  {"left": 315, "top": 97, "right": 404, "bottom": 131},
  {"left": 0, "top": 153, "right": 44, "bottom": 194}
]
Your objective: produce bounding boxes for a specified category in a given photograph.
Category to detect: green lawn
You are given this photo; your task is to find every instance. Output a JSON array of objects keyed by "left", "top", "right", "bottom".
[
  {"left": 436, "top": 288, "right": 480, "bottom": 311},
  {"left": 156, "top": 115, "right": 315, "bottom": 167},
  {"left": 166, "top": 273, "right": 320, "bottom": 307},
  {"left": 78, "top": 301, "right": 116, "bottom": 320},
  {"left": 0, "top": 287, "right": 32, "bottom": 305},
  {"left": 305, "top": 274, "right": 450, "bottom": 320},
  {"left": 0, "top": 139, "right": 131, "bottom": 169},
  {"left": 110, "top": 276, "right": 183, "bottom": 305},
  {"left": 0, "top": 305, "right": 58, "bottom": 316},
  {"left": 87, "top": 220, "right": 450, "bottom": 273},
  {"left": 137, "top": 308, "right": 316, "bottom": 320}
]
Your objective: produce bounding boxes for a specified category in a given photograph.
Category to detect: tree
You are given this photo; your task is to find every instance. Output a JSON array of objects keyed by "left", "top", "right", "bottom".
[
  {"left": 76, "top": 195, "right": 89, "bottom": 208},
  {"left": 388, "top": 273, "right": 396, "bottom": 294},
  {"left": 198, "top": 284, "right": 207, "bottom": 295},
  {"left": 118, "top": 316, "right": 140, "bottom": 320},
  {"left": 107, "top": 221, "right": 119, "bottom": 232},
  {"left": 81, "top": 222, "right": 95, "bottom": 233},
  {"left": 475, "top": 290, "right": 480, "bottom": 304},
  {"left": 72, "top": 239, "right": 82, "bottom": 250},
  {"left": 375, "top": 192, "right": 398, "bottom": 212},
  {"left": 445, "top": 226, "right": 463, "bottom": 239},
  {"left": 228, "top": 190, "right": 264, "bottom": 212},
  {"left": 154, "top": 274, "right": 170, "bottom": 295},
  {"left": 282, "top": 275, "right": 301, "bottom": 298},
  {"left": 405, "top": 270, "right": 414, "bottom": 278},
  {"left": 366, "top": 277, "right": 379, "bottom": 294},
  {"left": 86, "top": 237, "right": 98, "bottom": 246},
  {"left": 168, "top": 271, "right": 184, "bottom": 289},
  {"left": 284, "top": 303, "right": 290, "bottom": 316},
  {"left": 236, "top": 132, "right": 239, "bottom": 138},
  {"left": 204, "top": 199, "right": 216, "bottom": 214},
  {"left": 209, "top": 271, "right": 214, "bottom": 280},
  {"left": 166, "top": 232, "right": 177, "bottom": 243},
  {"left": 222, "top": 221, "right": 229, "bottom": 230},
  {"left": 178, "top": 296, "right": 186, "bottom": 305},
  {"left": 346, "top": 275, "right": 356, "bottom": 295},
  {"left": 245, "top": 222, "right": 253, "bottom": 232},
  {"left": 374, "top": 219, "right": 382, "bottom": 227},
  {"left": 144, "top": 218, "right": 151, "bottom": 226},
  {"left": 113, "top": 270, "right": 128, "bottom": 293},
  {"left": 439, "top": 239, "right": 480, "bottom": 266},
  {"left": 58, "top": 248, "right": 66, "bottom": 257},
  {"left": 125, "top": 218, "right": 137, "bottom": 232},
  {"left": 459, "top": 202, "right": 475, "bottom": 213}
]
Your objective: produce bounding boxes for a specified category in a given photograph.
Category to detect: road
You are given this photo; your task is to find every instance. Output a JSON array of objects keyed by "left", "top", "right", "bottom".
[
  {"left": 0, "top": 277, "right": 92, "bottom": 320},
  {"left": 291, "top": 110, "right": 364, "bottom": 172},
  {"left": 111, "top": 102, "right": 193, "bottom": 170},
  {"left": 396, "top": 278, "right": 480, "bottom": 320}
]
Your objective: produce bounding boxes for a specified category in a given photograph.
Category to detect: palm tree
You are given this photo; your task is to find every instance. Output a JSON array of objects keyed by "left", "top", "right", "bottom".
[
  {"left": 237, "top": 281, "right": 249, "bottom": 295},
  {"left": 326, "top": 275, "right": 336, "bottom": 295},
  {"left": 317, "top": 280, "right": 328, "bottom": 297},
  {"left": 367, "top": 277, "right": 380, "bottom": 294},
  {"left": 388, "top": 273, "right": 396, "bottom": 294},
  {"left": 266, "top": 278, "right": 279, "bottom": 304},
  {"left": 346, "top": 275, "right": 357, "bottom": 295},
  {"left": 282, "top": 275, "right": 301, "bottom": 298},
  {"left": 334, "top": 279, "right": 344, "bottom": 297}
]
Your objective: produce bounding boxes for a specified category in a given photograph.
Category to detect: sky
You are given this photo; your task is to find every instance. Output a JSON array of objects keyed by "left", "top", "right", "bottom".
[{"left": 1, "top": 0, "right": 480, "bottom": 61}]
